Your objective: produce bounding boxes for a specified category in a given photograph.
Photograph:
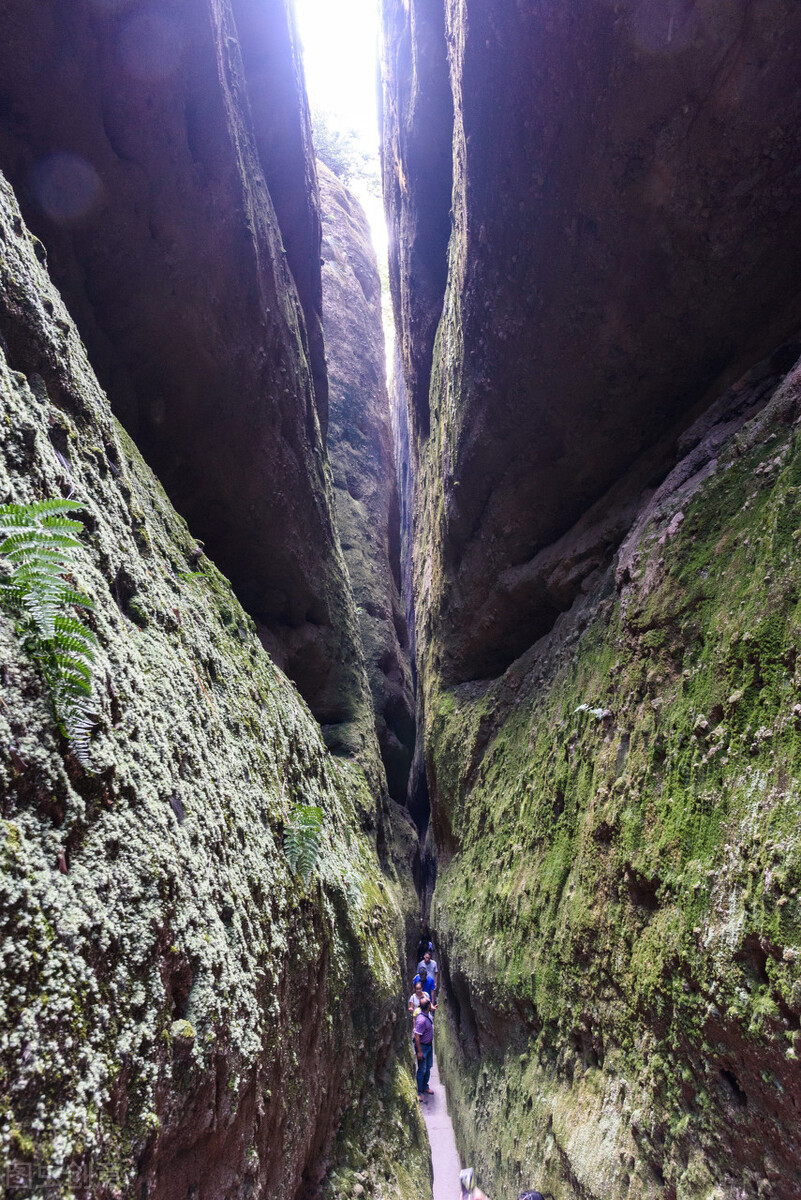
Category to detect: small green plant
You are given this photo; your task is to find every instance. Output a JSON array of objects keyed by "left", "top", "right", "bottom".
[
  {"left": 0, "top": 499, "right": 98, "bottom": 767},
  {"left": 283, "top": 803, "right": 324, "bottom": 886}
]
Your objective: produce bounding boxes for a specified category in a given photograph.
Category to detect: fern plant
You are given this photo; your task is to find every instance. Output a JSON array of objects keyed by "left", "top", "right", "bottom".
[
  {"left": 284, "top": 803, "right": 324, "bottom": 886},
  {"left": 0, "top": 500, "right": 98, "bottom": 767}
]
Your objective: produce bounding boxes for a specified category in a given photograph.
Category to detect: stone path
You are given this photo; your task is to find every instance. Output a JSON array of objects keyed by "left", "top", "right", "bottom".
[{"left": 419, "top": 1047, "right": 462, "bottom": 1200}]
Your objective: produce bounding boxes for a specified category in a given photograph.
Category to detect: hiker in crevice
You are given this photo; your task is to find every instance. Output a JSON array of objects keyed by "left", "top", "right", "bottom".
[
  {"left": 408, "top": 977, "right": 432, "bottom": 1018},
  {"left": 461, "top": 1170, "right": 546, "bottom": 1200},
  {"left": 413, "top": 960, "right": 437, "bottom": 1006},
  {"left": 415, "top": 948, "right": 438, "bottom": 998},
  {"left": 413, "top": 995, "right": 434, "bottom": 1099}
]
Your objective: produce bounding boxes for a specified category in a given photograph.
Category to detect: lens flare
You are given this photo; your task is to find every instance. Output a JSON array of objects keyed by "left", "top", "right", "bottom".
[{"left": 30, "top": 152, "right": 104, "bottom": 223}]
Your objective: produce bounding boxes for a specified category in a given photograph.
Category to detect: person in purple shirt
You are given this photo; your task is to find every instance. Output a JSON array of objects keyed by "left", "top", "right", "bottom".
[{"left": 413, "top": 997, "right": 434, "bottom": 1098}]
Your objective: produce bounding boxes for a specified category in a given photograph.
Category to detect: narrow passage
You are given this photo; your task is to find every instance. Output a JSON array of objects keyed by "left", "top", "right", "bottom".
[
  {"left": 419, "top": 1049, "right": 461, "bottom": 1200},
  {"left": 411, "top": 937, "right": 462, "bottom": 1200}
]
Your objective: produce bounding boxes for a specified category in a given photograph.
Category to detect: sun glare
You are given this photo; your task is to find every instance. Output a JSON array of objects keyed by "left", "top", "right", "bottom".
[
  {"left": 294, "top": 0, "right": 381, "bottom": 147},
  {"left": 294, "top": 0, "right": 392, "bottom": 349}
]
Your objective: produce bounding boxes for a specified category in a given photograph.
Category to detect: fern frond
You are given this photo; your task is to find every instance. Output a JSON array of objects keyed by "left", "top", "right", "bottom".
[
  {"left": 57, "top": 697, "right": 95, "bottom": 768},
  {"left": 54, "top": 612, "right": 98, "bottom": 638},
  {"left": 284, "top": 804, "right": 324, "bottom": 887},
  {"left": 51, "top": 633, "right": 97, "bottom": 664},
  {"left": 50, "top": 587, "right": 94, "bottom": 610},
  {"left": 1, "top": 527, "right": 82, "bottom": 550},
  {"left": 40, "top": 516, "right": 85, "bottom": 532},
  {"left": 0, "top": 578, "right": 24, "bottom": 602},
  {"left": 0, "top": 500, "right": 100, "bottom": 768},
  {"left": 0, "top": 498, "right": 82, "bottom": 522},
  {"left": 52, "top": 652, "right": 94, "bottom": 684}
]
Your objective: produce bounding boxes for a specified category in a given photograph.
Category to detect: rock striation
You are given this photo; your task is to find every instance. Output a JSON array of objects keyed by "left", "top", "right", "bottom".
[
  {"left": 381, "top": 0, "right": 801, "bottom": 1194},
  {"left": 0, "top": 174, "right": 428, "bottom": 1200},
  {"left": 318, "top": 162, "right": 416, "bottom": 809},
  {"left": 0, "top": 0, "right": 372, "bottom": 754}
]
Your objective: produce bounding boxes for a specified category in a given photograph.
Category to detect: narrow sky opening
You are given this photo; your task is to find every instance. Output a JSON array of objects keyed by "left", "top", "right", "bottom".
[{"left": 293, "top": 0, "right": 394, "bottom": 354}]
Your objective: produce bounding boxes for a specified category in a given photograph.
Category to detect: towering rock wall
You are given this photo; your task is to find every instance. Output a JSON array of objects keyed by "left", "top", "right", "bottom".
[
  {"left": 389, "top": 345, "right": 430, "bottom": 832},
  {"left": 0, "top": 0, "right": 373, "bottom": 760},
  {"left": 380, "top": 0, "right": 453, "bottom": 446},
  {"left": 0, "top": 174, "right": 428, "bottom": 1200},
  {"left": 318, "top": 163, "right": 416, "bottom": 810},
  {"left": 381, "top": 0, "right": 801, "bottom": 1194},
  {"left": 430, "top": 349, "right": 801, "bottom": 1200},
  {"left": 384, "top": 0, "right": 801, "bottom": 687}
]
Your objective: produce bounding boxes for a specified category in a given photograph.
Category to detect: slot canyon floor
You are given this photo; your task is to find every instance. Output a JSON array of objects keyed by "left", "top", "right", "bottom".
[{"left": 420, "top": 1050, "right": 462, "bottom": 1200}]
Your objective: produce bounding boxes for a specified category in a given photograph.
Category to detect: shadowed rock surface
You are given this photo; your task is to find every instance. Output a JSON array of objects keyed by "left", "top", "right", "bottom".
[
  {"left": 380, "top": 0, "right": 454, "bottom": 445},
  {"left": 383, "top": 0, "right": 801, "bottom": 686},
  {"left": 381, "top": 0, "right": 801, "bottom": 1194},
  {"left": 318, "top": 163, "right": 416, "bottom": 808},
  {"left": 0, "top": 172, "right": 428, "bottom": 1200},
  {"left": 389, "top": 343, "right": 429, "bottom": 831},
  {"left": 0, "top": 0, "right": 374, "bottom": 752}
]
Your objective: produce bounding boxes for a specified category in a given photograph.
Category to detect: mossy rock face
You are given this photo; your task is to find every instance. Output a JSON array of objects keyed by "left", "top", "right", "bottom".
[
  {"left": 425, "top": 358, "right": 801, "bottom": 1200},
  {"left": 0, "top": 176, "right": 428, "bottom": 1199}
]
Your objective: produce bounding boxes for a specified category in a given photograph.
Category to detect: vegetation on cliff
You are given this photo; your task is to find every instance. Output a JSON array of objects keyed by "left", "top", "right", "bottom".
[
  {"left": 427, "top": 358, "right": 801, "bottom": 1199},
  {"left": 0, "top": 175, "right": 427, "bottom": 1199}
]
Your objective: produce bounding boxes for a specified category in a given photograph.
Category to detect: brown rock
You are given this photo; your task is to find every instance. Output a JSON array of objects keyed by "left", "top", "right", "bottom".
[
  {"left": 383, "top": 0, "right": 801, "bottom": 684},
  {"left": 0, "top": 0, "right": 373, "bottom": 753},
  {"left": 318, "top": 163, "right": 415, "bottom": 804},
  {"left": 380, "top": 0, "right": 454, "bottom": 444}
]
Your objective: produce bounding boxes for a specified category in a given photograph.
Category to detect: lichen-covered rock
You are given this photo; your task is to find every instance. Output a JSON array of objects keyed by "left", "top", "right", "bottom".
[
  {"left": 0, "top": 175, "right": 428, "bottom": 1200},
  {"left": 426, "top": 352, "right": 801, "bottom": 1199},
  {"left": 318, "top": 163, "right": 416, "bottom": 809},
  {"left": 0, "top": 0, "right": 372, "bottom": 749}
]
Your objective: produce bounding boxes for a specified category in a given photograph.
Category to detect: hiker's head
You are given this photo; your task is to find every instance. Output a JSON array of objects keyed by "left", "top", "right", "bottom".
[
  {"left": 414, "top": 980, "right": 424, "bottom": 996},
  {"left": 420, "top": 997, "right": 431, "bottom": 1012},
  {"left": 518, "top": 1191, "right": 544, "bottom": 1200},
  {"left": 423, "top": 951, "right": 431, "bottom": 963}
]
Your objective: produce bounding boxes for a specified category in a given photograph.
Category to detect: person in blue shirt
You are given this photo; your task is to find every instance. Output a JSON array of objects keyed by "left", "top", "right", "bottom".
[{"left": 413, "top": 965, "right": 437, "bottom": 1004}]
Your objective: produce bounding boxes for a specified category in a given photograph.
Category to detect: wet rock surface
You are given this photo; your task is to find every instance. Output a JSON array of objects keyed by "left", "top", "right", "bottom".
[
  {"left": 0, "top": 0, "right": 372, "bottom": 748},
  {"left": 0, "top": 175, "right": 428, "bottom": 1200},
  {"left": 318, "top": 163, "right": 415, "bottom": 808}
]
